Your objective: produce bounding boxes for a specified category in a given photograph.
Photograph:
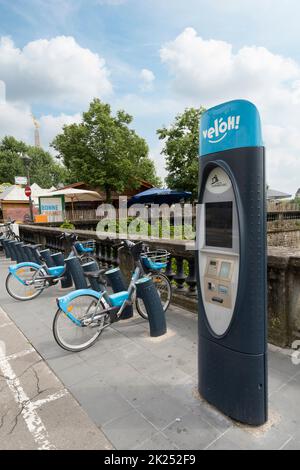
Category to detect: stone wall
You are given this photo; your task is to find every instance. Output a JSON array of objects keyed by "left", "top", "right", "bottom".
[{"left": 268, "top": 222, "right": 300, "bottom": 249}]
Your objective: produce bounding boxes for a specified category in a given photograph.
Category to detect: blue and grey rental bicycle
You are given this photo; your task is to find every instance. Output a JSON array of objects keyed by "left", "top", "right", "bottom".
[
  {"left": 53, "top": 241, "right": 171, "bottom": 352},
  {"left": 5, "top": 233, "right": 98, "bottom": 301}
]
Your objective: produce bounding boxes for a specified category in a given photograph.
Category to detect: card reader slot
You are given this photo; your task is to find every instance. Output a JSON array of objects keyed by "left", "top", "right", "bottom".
[{"left": 212, "top": 297, "right": 224, "bottom": 304}]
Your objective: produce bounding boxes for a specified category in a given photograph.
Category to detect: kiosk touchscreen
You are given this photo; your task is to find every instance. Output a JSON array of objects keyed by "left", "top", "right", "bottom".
[{"left": 197, "top": 100, "right": 267, "bottom": 426}]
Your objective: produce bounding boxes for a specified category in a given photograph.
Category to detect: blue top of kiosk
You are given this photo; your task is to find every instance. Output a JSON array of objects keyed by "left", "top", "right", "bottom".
[{"left": 200, "top": 99, "right": 263, "bottom": 157}]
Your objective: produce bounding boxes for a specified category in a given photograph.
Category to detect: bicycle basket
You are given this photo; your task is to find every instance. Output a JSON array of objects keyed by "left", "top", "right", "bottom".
[{"left": 140, "top": 249, "right": 170, "bottom": 271}]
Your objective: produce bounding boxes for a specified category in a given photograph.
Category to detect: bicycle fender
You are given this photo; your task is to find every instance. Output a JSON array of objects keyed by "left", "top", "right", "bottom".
[
  {"left": 9, "top": 262, "right": 42, "bottom": 274},
  {"left": 57, "top": 289, "right": 103, "bottom": 314}
]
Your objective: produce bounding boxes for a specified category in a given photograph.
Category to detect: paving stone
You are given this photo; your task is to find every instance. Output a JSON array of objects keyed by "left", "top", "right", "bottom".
[
  {"left": 134, "top": 432, "right": 179, "bottom": 450},
  {"left": 0, "top": 323, "right": 30, "bottom": 357},
  {"left": 163, "top": 411, "right": 221, "bottom": 450},
  {"left": 70, "top": 375, "right": 135, "bottom": 426},
  {"left": 38, "top": 395, "right": 113, "bottom": 450},
  {"left": 53, "top": 360, "right": 99, "bottom": 387},
  {"left": 136, "top": 392, "right": 190, "bottom": 430},
  {"left": 103, "top": 409, "right": 157, "bottom": 450},
  {"left": 215, "top": 425, "right": 292, "bottom": 450}
]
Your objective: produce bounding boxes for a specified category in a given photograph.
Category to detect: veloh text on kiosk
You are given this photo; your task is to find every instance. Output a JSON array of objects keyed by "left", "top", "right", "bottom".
[{"left": 196, "top": 100, "right": 268, "bottom": 426}]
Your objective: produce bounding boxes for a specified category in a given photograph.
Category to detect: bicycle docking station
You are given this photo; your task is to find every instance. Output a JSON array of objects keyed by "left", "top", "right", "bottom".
[
  {"left": 39, "top": 249, "right": 56, "bottom": 268},
  {"left": 6, "top": 240, "right": 17, "bottom": 260},
  {"left": 28, "top": 245, "right": 43, "bottom": 265},
  {"left": 105, "top": 267, "right": 134, "bottom": 320},
  {"left": 136, "top": 277, "right": 167, "bottom": 337},
  {"left": 14, "top": 242, "right": 26, "bottom": 263},
  {"left": 197, "top": 100, "right": 268, "bottom": 426},
  {"left": 52, "top": 252, "right": 73, "bottom": 289},
  {"left": 65, "top": 256, "right": 88, "bottom": 290},
  {"left": 82, "top": 260, "right": 105, "bottom": 292}
]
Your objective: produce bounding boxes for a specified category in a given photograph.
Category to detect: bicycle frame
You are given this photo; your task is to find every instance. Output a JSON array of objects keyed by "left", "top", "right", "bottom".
[
  {"left": 9, "top": 262, "right": 66, "bottom": 289},
  {"left": 57, "top": 263, "right": 144, "bottom": 327}
]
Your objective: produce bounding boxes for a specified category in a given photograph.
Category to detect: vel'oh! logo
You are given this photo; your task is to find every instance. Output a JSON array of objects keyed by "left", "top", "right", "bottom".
[{"left": 203, "top": 115, "right": 241, "bottom": 144}]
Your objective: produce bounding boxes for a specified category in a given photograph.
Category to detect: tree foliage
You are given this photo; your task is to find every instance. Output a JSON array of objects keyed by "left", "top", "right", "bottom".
[
  {"left": 157, "top": 107, "right": 206, "bottom": 198},
  {"left": 52, "top": 99, "right": 160, "bottom": 201},
  {"left": 0, "top": 136, "right": 68, "bottom": 188}
]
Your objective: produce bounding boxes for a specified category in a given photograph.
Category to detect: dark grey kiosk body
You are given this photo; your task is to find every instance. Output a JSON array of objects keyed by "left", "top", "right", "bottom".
[{"left": 196, "top": 100, "right": 268, "bottom": 426}]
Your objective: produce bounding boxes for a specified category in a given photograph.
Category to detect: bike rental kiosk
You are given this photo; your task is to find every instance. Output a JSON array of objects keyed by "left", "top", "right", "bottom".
[{"left": 197, "top": 100, "right": 268, "bottom": 426}]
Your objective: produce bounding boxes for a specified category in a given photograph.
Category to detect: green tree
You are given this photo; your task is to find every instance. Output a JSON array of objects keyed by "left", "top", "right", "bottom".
[
  {"left": 52, "top": 99, "right": 160, "bottom": 201},
  {"left": 157, "top": 107, "right": 206, "bottom": 198},
  {"left": 0, "top": 136, "right": 68, "bottom": 188}
]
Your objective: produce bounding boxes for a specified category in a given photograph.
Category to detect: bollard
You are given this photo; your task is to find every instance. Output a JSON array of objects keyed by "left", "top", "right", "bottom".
[
  {"left": 14, "top": 242, "right": 27, "bottom": 263},
  {"left": 19, "top": 244, "right": 30, "bottom": 262},
  {"left": 7, "top": 241, "right": 18, "bottom": 261},
  {"left": 28, "top": 245, "right": 42, "bottom": 265},
  {"left": 2, "top": 239, "right": 10, "bottom": 259},
  {"left": 40, "top": 249, "right": 56, "bottom": 268},
  {"left": 105, "top": 267, "right": 133, "bottom": 320},
  {"left": 13, "top": 242, "right": 25, "bottom": 263},
  {"left": 65, "top": 257, "right": 88, "bottom": 290},
  {"left": 5, "top": 240, "right": 15, "bottom": 260},
  {"left": 52, "top": 252, "right": 73, "bottom": 289},
  {"left": 23, "top": 245, "right": 35, "bottom": 262},
  {"left": 82, "top": 261, "right": 103, "bottom": 292},
  {"left": 135, "top": 277, "right": 167, "bottom": 337},
  {"left": 3, "top": 239, "right": 13, "bottom": 259}
]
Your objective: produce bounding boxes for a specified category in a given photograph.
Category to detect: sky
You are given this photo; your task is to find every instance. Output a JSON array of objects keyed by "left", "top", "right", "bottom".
[{"left": 0, "top": 0, "right": 300, "bottom": 194}]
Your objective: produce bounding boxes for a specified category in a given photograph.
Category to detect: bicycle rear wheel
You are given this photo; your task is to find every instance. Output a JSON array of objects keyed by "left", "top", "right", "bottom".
[
  {"left": 53, "top": 294, "right": 108, "bottom": 352},
  {"left": 5, "top": 267, "right": 45, "bottom": 301},
  {"left": 136, "top": 272, "right": 172, "bottom": 320}
]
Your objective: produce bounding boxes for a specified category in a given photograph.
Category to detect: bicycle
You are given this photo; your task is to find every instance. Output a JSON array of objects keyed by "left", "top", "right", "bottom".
[
  {"left": 0, "top": 220, "right": 21, "bottom": 242},
  {"left": 53, "top": 240, "right": 169, "bottom": 352},
  {"left": 5, "top": 233, "right": 99, "bottom": 301}
]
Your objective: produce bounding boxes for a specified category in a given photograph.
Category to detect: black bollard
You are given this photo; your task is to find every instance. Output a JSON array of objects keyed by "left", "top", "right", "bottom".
[
  {"left": 2, "top": 239, "right": 10, "bottom": 259},
  {"left": 28, "top": 245, "right": 42, "bottom": 265},
  {"left": 82, "top": 261, "right": 103, "bottom": 292},
  {"left": 65, "top": 257, "right": 88, "bottom": 290},
  {"left": 7, "top": 241, "right": 18, "bottom": 261},
  {"left": 3, "top": 239, "right": 13, "bottom": 259},
  {"left": 23, "top": 245, "right": 34, "bottom": 262},
  {"left": 39, "top": 249, "right": 56, "bottom": 268},
  {"left": 105, "top": 267, "right": 133, "bottom": 320},
  {"left": 19, "top": 244, "right": 30, "bottom": 262},
  {"left": 135, "top": 277, "right": 167, "bottom": 337},
  {"left": 52, "top": 252, "right": 73, "bottom": 289},
  {"left": 14, "top": 242, "right": 24, "bottom": 263},
  {"left": 14, "top": 242, "right": 27, "bottom": 263}
]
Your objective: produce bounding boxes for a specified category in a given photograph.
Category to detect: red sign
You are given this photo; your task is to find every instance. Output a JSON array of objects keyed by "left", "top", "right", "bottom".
[{"left": 25, "top": 186, "right": 31, "bottom": 198}]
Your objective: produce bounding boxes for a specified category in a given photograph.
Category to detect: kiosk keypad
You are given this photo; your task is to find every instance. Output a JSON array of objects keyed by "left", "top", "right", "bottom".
[{"left": 204, "top": 258, "right": 234, "bottom": 309}]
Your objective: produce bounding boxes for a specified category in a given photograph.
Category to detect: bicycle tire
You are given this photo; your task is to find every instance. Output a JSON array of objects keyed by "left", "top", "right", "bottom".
[
  {"left": 5, "top": 269, "right": 45, "bottom": 301},
  {"left": 52, "top": 294, "right": 108, "bottom": 352}
]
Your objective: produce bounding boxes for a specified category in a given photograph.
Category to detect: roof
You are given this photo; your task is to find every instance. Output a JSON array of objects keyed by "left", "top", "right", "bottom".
[
  {"left": 38, "top": 188, "right": 102, "bottom": 202},
  {"left": 267, "top": 189, "right": 292, "bottom": 200},
  {"left": 0, "top": 184, "right": 50, "bottom": 204}
]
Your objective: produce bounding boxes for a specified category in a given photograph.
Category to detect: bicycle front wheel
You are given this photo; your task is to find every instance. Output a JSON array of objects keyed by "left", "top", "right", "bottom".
[
  {"left": 5, "top": 267, "right": 45, "bottom": 301},
  {"left": 53, "top": 294, "right": 108, "bottom": 352},
  {"left": 136, "top": 272, "right": 172, "bottom": 320}
]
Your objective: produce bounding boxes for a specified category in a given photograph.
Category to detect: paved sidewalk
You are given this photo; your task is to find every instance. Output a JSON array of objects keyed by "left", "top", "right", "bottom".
[
  {"left": 0, "top": 305, "right": 113, "bottom": 450},
  {"left": 0, "top": 255, "right": 300, "bottom": 450}
]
